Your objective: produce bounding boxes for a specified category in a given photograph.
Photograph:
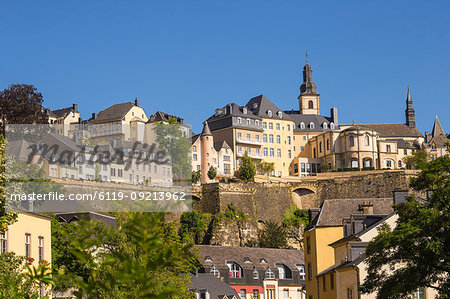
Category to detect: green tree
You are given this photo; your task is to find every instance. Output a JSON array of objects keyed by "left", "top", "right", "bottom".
[
  {"left": 207, "top": 166, "right": 216, "bottom": 180},
  {"left": 283, "top": 205, "right": 309, "bottom": 228},
  {"left": 237, "top": 151, "right": 256, "bottom": 182},
  {"left": 53, "top": 212, "right": 197, "bottom": 298},
  {"left": 191, "top": 170, "right": 201, "bottom": 184},
  {"left": 153, "top": 119, "right": 191, "bottom": 182},
  {"left": 256, "top": 161, "right": 275, "bottom": 176},
  {"left": 258, "top": 220, "right": 288, "bottom": 249},
  {"left": 361, "top": 156, "right": 450, "bottom": 298},
  {"left": 0, "top": 135, "right": 17, "bottom": 231},
  {"left": 179, "top": 210, "right": 210, "bottom": 244},
  {"left": 403, "top": 149, "right": 430, "bottom": 170}
]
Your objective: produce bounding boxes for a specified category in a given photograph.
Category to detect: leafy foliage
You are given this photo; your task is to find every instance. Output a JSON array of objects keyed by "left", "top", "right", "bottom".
[
  {"left": 191, "top": 170, "right": 201, "bottom": 184},
  {"left": 0, "top": 84, "right": 49, "bottom": 134},
  {"left": 237, "top": 151, "right": 256, "bottom": 182},
  {"left": 402, "top": 149, "right": 430, "bottom": 170},
  {"left": 153, "top": 119, "right": 191, "bottom": 182},
  {"left": 255, "top": 161, "right": 275, "bottom": 176},
  {"left": 52, "top": 212, "right": 197, "bottom": 298},
  {"left": 207, "top": 166, "right": 216, "bottom": 180},
  {"left": 179, "top": 210, "right": 211, "bottom": 244},
  {"left": 258, "top": 220, "right": 288, "bottom": 249},
  {"left": 361, "top": 156, "right": 450, "bottom": 298},
  {"left": 282, "top": 205, "right": 309, "bottom": 228},
  {"left": 0, "top": 135, "right": 17, "bottom": 231}
]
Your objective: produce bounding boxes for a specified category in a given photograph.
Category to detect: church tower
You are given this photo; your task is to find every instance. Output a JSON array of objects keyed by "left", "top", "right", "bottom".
[
  {"left": 298, "top": 59, "right": 320, "bottom": 115},
  {"left": 405, "top": 86, "right": 416, "bottom": 128},
  {"left": 200, "top": 121, "right": 213, "bottom": 184}
]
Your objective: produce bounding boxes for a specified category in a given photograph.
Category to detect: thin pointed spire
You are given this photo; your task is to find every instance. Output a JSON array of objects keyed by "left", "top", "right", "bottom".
[
  {"left": 407, "top": 85, "right": 412, "bottom": 102},
  {"left": 306, "top": 49, "right": 308, "bottom": 64},
  {"left": 432, "top": 116, "right": 445, "bottom": 137}
]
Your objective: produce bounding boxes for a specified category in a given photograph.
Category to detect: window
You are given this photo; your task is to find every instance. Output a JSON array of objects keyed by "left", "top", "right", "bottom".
[
  {"left": 227, "top": 262, "right": 243, "bottom": 278},
  {"left": 398, "top": 160, "right": 402, "bottom": 168},
  {"left": 404, "top": 149, "right": 407, "bottom": 155},
  {"left": 118, "top": 169, "right": 123, "bottom": 177},
  {"left": 253, "top": 289, "right": 259, "bottom": 298},
  {"left": 306, "top": 237, "right": 311, "bottom": 253},
  {"left": 365, "top": 135, "right": 370, "bottom": 146},
  {"left": 277, "top": 111, "right": 283, "bottom": 118},
  {"left": 237, "top": 132, "right": 242, "bottom": 140},
  {"left": 154, "top": 165, "right": 157, "bottom": 172},
  {"left": 288, "top": 150, "right": 291, "bottom": 159},
  {"left": 283, "top": 290, "right": 289, "bottom": 299},
  {"left": 193, "top": 145, "right": 197, "bottom": 152},
  {"left": 287, "top": 136, "right": 291, "bottom": 145},
  {"left": 269, "top": 134, "right": 274, "bottom": 143},
  {"left": 240, "top": 289, "right": 246, "bottom": 299},
  {"left": 386, "top": 159, "right": 393, "bottom": 168},
  {"left": 386, "top": 145, "right": 391, "bottom": 152},
  {"left": 323, "top": 276, "right": 327, "bottom": 291},
  {"left": 327, "top": 139, "right": 330, "bottom": 150},
  {"left": 111, "top": 168, "right": 116, "bottom": 176},
  {"left": 330, "top": 122, "right": 335, "bottom": 129},
  {"left": 263, "top": 134, "right": 267, "bottom": 143},
  {"left": 287, "top": 124, "right": 290, "bottom": 131},
  {"left": 330, "top": 273, "right": 334, "bottom": 289},
  {"left": 319, "top": 142, "right": 322, "bottom": 153},
  {"left": 0, "top": 231, "right": 7, "bottom": 253},
  {"left": 193, "top": 154, "right": 198, "bottom": 161},
  {"left": 347, "top": 288, "right": 353, "bottom": 299},
  {"left": 270, "top": 148, "right": 274, "bottom": 157},
  {"left": 263, "top": 148, "right": 268, "bottom": 157},
  {"left": 411, "top": 288, "right": 425, "bottom": 299},
  {"left": 263, "top": 122, "right": 267, "bottom": 129},
  {"left": 296, "top": 265, "right": 305, "bottom": 280},
  {"left": 25, "top": 233, "right": 31, "bottom": 257},
  {"left": 246, "top": 133, "right": 251, "bottom": 141},
  {"left": 310, "top": 122, "right": 315, "bottom": 129},
  {"left": 38, "top": 237, "right": 44, "bottom": 261},
  {"left": 301, "top": 163, "right": 305, "bottom": 172},
  {"left": 307, "top": 263, "right": 312, "bottom": 280},
  {"left": 276, "top": 123, "right": 280, "bottom": 130},
  {"left": 269, "top": 122, "right": 273, "bottom": 130},
  {"left": 303, "top": 136, "right": 306, "bottom": 141},
  {"left": 277, "top": 264, "right": 292, "bottom": 279},
  {"left": 277, "top": 149, "right": 281, "bottom": 158},
  {"left": 237, "top": 117, "right": 242, "bottom": 125},
  {"left": 349, "top": 135, "right": 355, "bottom": 147},
  {"left": 300, "top": 122, "right": 305, "bottom": 129},
  {"left": 255, "top": 135, "right": 260, "bottom": 142},
  {"left": 255, "top": 148, "right": 260, "bottom": 156},
  {"left": 267, "top": 110, "right": 272, "bottom": 117},
  {"left": 210, "top": 266, "right": 220, "bottom": 278},
  {"left": 253, "top": 267, "right": 259, "bottom": 279},
  {"left": 308, "top": 100, "right": 314, "bottom": 109},
  {"left": 323, "top": 122, "right": 328, "bottom": 129},
  {"left": 246, "top": 119, "right": 251, "bottom": 126},
  {"left": 255, "top": 120, "right": 260, "bottom": 127},
  {"left": 265, "top": 267, "right": 275, "bottom": 279},
  {"left": 301, "top": 146, "right": 304, "bottom": 152},
  {"left": 238, "top": 146, "right": 242, "bottom": 154},
  {"left": 247, "top": 147, "right": 251, "bottom": 154},
  {"left": 313, "top": 148, "right": 316, "bottom": 158},
  {"left": 277, "top": 135, "right": 281, "bottom": 144}
]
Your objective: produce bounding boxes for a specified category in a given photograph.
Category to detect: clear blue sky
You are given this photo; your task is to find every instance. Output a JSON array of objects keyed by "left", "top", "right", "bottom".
[{"left": 1, "top": 1, "right": 449, "bottom": 134}]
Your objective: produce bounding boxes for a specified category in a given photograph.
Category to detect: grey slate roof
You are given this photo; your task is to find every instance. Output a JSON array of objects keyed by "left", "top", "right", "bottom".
[
  {"left": 89, "top": 102, "right": 135, "bottom": 124},
  {"left": 284, "top": 111, "right": 336, "bottom": 132},
  {"left": 51, "top": 105, "right": 78, "bottom": 118},
  {"left": 385, "top": 139, "right": 419, "bottom": 149},
  {"left": 214, "top": 140, "right": 231, "bottom": 152},
  {"left": 189, "top": 273, "right": 238, "bottom": 299},
  {"left": 6, "top": 139, "right": 33, "bottom": 161},
  {"left": 148, "top": 111, "right": 184, "bottom": 124},
  {"left": 362, "top": 124, "right": 423, "bottom": 138},
  {"left": 246, "top": 95, "right": 291, "bottom": 120},
  {"left": 306, "top": 198, "right": 394, "bottom": 229}
]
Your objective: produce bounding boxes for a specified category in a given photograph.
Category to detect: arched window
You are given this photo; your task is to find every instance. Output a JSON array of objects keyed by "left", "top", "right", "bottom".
[
  {"left": 300, "top": 122, "right": 305, "bottom": 130},
  {"left": 253, "top": 267, "right": 259, "bottom": 279},
  {"left": 327, "top": 139, "right": 330, "bottom": 150},
  {"left": 210, "top": 266, "right": 220, "bottom": 278},
  {"left": 308, "top": 100, "right": 314, "bottom": 109},
  {"left": 226, "top": 262, "right": 243, "bottom": 278},
  {"left": 323, "top": 122, "right": 328, "bottom": 129},
  {"left": 365, "top": 135, "right": 370, "bottom": 146},
  {"left": 319, "top": 142, "right": 323, "bottom": 153},
  {"left": 265, "top": 267, "right": 275, "bottom": 279},
  {"left": 310, "top": 122, "right": 315, "bottom": 129},
  {"left": 267, "top": 110, "right": 272, "bottom": 117},
  {"left": 277, "top": 111, "right": 283, "bottom": 118},
  {"left": 349, "top": 135, "right": 355, "bottom": 147},
  {"left": 276, "top": 264, "right": 292, "bottom": 279},
  {"left": 330, "top": 122, "right": 335, "bottom": 130}
]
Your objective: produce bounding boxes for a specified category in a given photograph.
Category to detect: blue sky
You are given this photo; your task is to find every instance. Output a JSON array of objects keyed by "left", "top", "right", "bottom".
[{"left": 1, "top": 1, "right": 449, "bottom": 134}]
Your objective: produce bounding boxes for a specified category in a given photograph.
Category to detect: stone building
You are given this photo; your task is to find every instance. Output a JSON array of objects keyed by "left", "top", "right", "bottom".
[
  {"left": 423, "top": 116, "right": 449, "bottom": 159},
  {"left": 48, "top": 103, "right": 80, "bottom": 136}
]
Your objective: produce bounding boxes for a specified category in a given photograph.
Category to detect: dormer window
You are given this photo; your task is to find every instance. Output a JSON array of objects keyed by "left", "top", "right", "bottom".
[
  {"left": 277, "top": 111, "right": 282, "bottom": 118},
  {"left": 323, "top": 122, "right": 328, "bottom": 129},
  {"left": 246, "top": 119, "right": 251, "bottom": 126},
  {"left": 253, "top": 103, "right": 258, "bottom": 109},
  {"left": 330, "top": 122, "right": 335, "bottom": 130},
  {"left": 260, "top": 258, "right": 267, "bottom": 264},
  {"left": 237, "top": 117, "right": 242, "bottom": 125},
  {"left": 205, "top": 256, "right": 212, "bottom": 262},
  {"left": 244, "top": 257, "right": 252, "bottom": 263},
  {"left": 253, "top": 267, "right": 259, "bottom": 279},
  {"left": 310, "top": 122, "right": 315, "bottom": 129},
  {"left": 210, "top": 266, "right": 220, "bottom": 278},
  {"left": 276, "top": 264, "right": 292, "bottom": 279},
  {"left": 267, "top": 110, "right": 273, "bottom": 117},
  {"left": 226, "top": 261, "right": 243, "bottom": 278},
  {"left": 243, "top": 107, "right": 248, "bottom": 114},
  {"left": 265, "top": 267, "right": 275, "bottom": 279},
  {"left": 296, "top": 265, "right": 305, "bottom": 280},
  {"left": 300, "top": 122, "right": 305, "bottom": 130}
]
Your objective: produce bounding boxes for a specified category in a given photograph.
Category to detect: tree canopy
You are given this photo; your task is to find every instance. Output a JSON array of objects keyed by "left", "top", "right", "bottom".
[
  {"left": 258, "top": 220, "right": 288, "bottom": 249},
  {"left": 237, "top": 151, "right": 256, "bottom": 182},
  {"left": 361, "top": 155, "right": 450, "bottom": 298}
]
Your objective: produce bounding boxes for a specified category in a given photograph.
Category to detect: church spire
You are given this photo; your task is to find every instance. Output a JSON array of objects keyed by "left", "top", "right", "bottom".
[
  {"left": 405, "top": 86, "right": 416, "bottom": 128},
  {"left": 431, "top": 116, "right": 445, "bottom": 137},
  {"left": 300, "top": 58, "right": 318, "bottom": 95}
]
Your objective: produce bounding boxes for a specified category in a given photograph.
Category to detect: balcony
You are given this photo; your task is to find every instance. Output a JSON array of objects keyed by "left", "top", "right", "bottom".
[
  {"left": 237, "top": 152, "right": 263, "bottom": 159},
  {"left": 236, "top": 138, "right": 263, "bottom": 146}
]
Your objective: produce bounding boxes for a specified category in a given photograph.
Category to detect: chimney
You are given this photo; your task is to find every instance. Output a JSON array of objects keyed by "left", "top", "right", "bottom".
[
  {"left": 134, "top": 98, "right": 139, "bottom": 106},
  {"left": 308, "top": 208, "right": 320, "bottom": 224},
  {"left": 78, "top": 117, "right": 82, "bottom": 124},
  {"left": 73, "top": 104, "right": 78, "bottom": 111},
  {"left": 330, "top": 107, "right": 338, "bottom": 126},
  {"left": 360, "top": 201, "right": 374, "bottom": 215},
  {"left": 393, "top": 189, "right": 409, "bottom": 205},
  {"left": 92, "top": 113, "right": 97, "bottom": 120}
]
